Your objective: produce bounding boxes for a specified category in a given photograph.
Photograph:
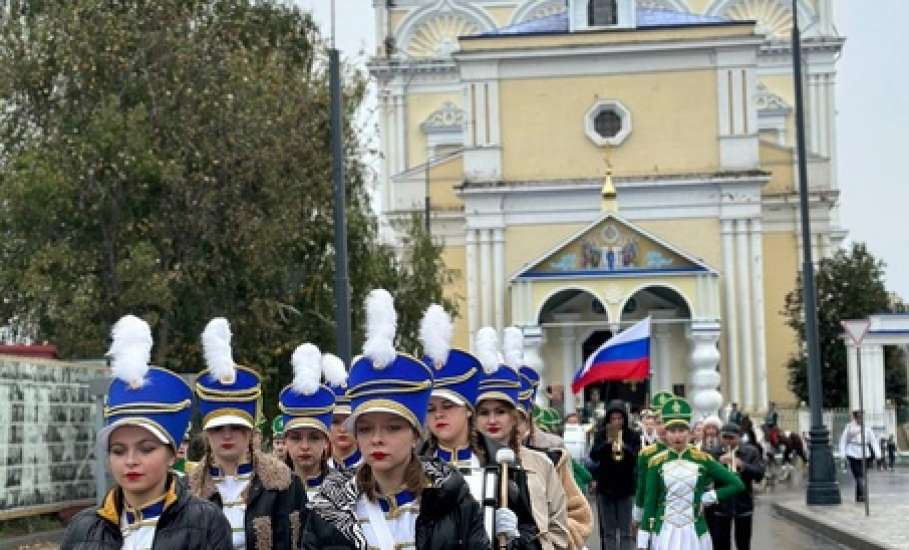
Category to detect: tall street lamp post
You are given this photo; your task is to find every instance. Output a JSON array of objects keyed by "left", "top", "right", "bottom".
[
  {"left": 791, "top": 0, "right": 840, "bottom": 505},
  {"left": 329, "top": 0, "right": 351, "bottom": 366}
]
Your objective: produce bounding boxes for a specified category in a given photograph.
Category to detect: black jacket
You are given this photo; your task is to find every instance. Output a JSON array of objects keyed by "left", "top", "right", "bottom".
[
  {"left": 590, "top": 401, "right": 640, "bottom": 498},
  {"left": 706, "top": 442, "right": 764, "bottom": 516},
  {"left": 420, "top": 433, "right": 542, "bottom": 550},
  {"left": 189, "top": 450, "right": 297, "bottom": 550},
  {"left": 60, "top": 476, "right": 232, "bottom": 550},
  {"left": 302, "top": 457, "right": 490, "bottom": 550}
]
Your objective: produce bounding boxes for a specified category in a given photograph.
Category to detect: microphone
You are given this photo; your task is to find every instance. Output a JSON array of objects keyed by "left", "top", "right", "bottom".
[{"left": 495, "top": 448, "right": 517, "bottom": 550}]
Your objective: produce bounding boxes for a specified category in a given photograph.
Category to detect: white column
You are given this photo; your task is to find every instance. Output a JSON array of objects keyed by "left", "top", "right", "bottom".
[
  {"left": 750, "top": 219, "right": 768, "bottom": 411},
  {"left": 688, "top": 322, "right": 723, "bottom": 420},
  {"left": 479, "top": 229, "right": 493, "bottom": 327},
  {"left": 735, "top": 219, "right": 755, "bottom": 411},
  {"left": 653, "top": 322, "right": 673, "bottom": 393},
  {"left": 378, "top": 90, "right": 392, "bottom": 214},
  {"left": 394, "top": 92, "right": 407, "bottom": 174},
  {"left": 560, "top": 327, "right": 578, "bottom": 415},
  {"left": 493, "top": 228, "right": 505, "bottom": 331},
  {"left": 825, "top": 73, "right": 839, "bottom": 189},
  {"left": 466, "top": 230, "right": 479, "bottom": 350},
  {"left": 720, "top": 220, "right": 741, "bottom": 406}
]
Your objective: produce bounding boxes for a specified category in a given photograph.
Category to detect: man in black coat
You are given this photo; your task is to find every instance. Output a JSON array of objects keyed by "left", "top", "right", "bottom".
[
  {"left": 705, "top": 423, "right": 765, "bottom": 550},
  {"left": 590, "top": 399, "right": 640, "bottom": 550}
]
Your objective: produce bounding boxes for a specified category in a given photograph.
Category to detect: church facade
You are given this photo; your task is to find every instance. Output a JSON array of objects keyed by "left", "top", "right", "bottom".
[{"left": 368, "top": 0, "right": 844, "bottom": 418}]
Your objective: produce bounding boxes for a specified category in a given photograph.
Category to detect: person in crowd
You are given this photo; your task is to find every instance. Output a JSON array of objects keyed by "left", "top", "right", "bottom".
[
  {"left": 690, "top": 421, "right": 704, "bottom": 447},
  {"left": 474, "top": 326, "right": 570, "bottom": 550},
  {"left": 418, "top": 306, "right": 541, "bottom": 549},
  {"left": 700, "top": 416, "right": 723, "bottom": 453},
  {"left": 704, "top": 423, "right": 765, "bottom": 550},
  {"left": 838, "top": 409, "right": 881, "bottom": 502},
  {"left": 507, "top": 327, "right": 591, "bottom": 550},
  {"left": 727, "top": 403, "right": 743, "bottom": 427},
  {"left": 638, "top": 409, "right": 658, "bottom": 448},
  {"left": 582, "top": 388, "right": 603, "bottom": 424},
  {"left": 886, "top": 434, "right": 897, "bottom": 471},
  {"left": 190, "top": 318, "right": 297, "bottom": 550},
  {"left": 278, "top": 344, "right": 348, "bottom": 503},
  {"left": 302, "top": 290, "right": 491, "bottom": 550},
  {"left": 174, "top": 428, "right": 198, "bottom": 476},
  {"left": 324, "top": 357, "right": 363, "bottom": 473},
  {"left": 565, "top": 412, "right": 580, "bottom": 425},
  {"left": 270, "top": 416, "right": 286, "bottom": 462},
  {"left": 637, "top": 398, "right": 745, "bottom": 550},
  {"left": 60, "top": 315, "right": 232, "bottom": 550},
  {"left": 632, "top": 391, "right": 674, "bottom": 528},
  {"left": 590, "top": 400, "right": 639, "bottom": 550}
]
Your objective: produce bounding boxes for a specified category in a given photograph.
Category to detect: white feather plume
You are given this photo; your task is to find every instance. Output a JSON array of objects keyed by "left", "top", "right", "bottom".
[
  {"left": 363, "top": 289, "right": 397, "bottom": 369},
  {"left": 419, "top": 304, "right": 452, "bottom": 366},
  {"left": 475, "top": 327, "right": 500, "bottom": 374},
  {"left": 107, "top": 315, "right": 153, "bottom": 388},
  {"left": 202, "top": 317, "right": 235, "bottom": 382},
  {"left": 503, "top": 326, "right": 524, "bottom": 371},
  {"left": 322, "top": 353, "right": 348, "bottom": 388},
  {"left": 291, "top": 343, "right": 322, "bottom": 395}
]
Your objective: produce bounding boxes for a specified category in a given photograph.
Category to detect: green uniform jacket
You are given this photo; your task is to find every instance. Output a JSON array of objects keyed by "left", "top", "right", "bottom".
[
  {"left": 633, "top": 441, "right": 666, "bottom": 516},
  {"left": 640, "top": 445, "right": 745, "bottom": 538}
]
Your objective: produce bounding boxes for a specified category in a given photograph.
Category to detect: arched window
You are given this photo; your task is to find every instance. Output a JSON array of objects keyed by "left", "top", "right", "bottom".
[{"left": 587, "top": 0, "right": 618, "bottom": 26}]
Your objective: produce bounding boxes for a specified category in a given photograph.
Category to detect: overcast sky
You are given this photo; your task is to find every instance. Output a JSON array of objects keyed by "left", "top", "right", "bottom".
[{"left": 294, "top": 0, "right": 909, "bottom": 301}]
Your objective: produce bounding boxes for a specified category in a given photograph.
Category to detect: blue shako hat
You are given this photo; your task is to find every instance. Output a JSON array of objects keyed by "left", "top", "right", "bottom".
[
  {"left": 347, "top": 290, "right": 434, "bottom": 430},
  {"left": 324, "top": 354, "right": 351, "bottom": 417},
  {"left": 475, "top": 327, "right": 521, "bottom": 408},
  {"left": 419, "top": 304, "right": 481, "bottom": 408},
  {"left": 98, "top": 315, "right": 192, "bottom": 452},
  {"left": 279, "top": 344, "right": 348, "bottom": 436},
  {"left": 519, "top": 365, "right": 541, "bottom": 413},
  {"left": 195, "top": 318, "right": 261, "bottom": 430}
]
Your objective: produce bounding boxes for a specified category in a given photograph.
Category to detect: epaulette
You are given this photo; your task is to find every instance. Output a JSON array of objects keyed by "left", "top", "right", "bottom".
[
  {"left": 648, "top": 449, "right": 671, "bottom": 468},
  {"left": 641, "top": 443, "right": 661, "bottom": 457},
  {"left": 687, "top": 446, "right": 713, "bottom": 462}
]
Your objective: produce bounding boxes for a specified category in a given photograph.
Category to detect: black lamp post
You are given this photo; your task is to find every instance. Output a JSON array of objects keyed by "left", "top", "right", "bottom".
[{"left": 791, "top": 0, "right": 841, "bottom": 505}]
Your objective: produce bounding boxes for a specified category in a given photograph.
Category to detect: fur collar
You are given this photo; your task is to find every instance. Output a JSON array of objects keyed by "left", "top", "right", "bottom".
[{"left": 189, "top": 450, "right": 292, "bottom": 500}]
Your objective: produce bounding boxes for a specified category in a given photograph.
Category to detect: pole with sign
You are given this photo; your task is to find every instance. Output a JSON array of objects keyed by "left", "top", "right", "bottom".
[{"left": 842, "top": 319, "right": 872, "bottom": 516}]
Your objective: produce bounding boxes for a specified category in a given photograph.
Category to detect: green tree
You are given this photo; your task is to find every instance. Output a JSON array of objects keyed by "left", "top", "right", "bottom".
[
  {"left": 784, "top": 243, "right": 907, "bottom": 407},
  {"left": 0, "top": 0, "right": 456, "bottom": 418}
]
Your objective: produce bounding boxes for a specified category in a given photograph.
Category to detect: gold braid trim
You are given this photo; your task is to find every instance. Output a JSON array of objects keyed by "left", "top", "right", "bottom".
[{"left": 252, "top": 516, "right": 272, "bottom": 550}]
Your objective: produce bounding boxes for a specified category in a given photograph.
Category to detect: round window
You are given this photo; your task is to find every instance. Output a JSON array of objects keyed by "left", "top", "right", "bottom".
[{"left": 594, "top": 109, "right": 622, "bottom": 139}]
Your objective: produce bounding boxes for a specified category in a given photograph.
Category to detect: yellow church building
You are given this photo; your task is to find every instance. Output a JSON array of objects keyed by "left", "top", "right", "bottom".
[{"left": 369, "top": 0, "right": 844, "bottom": 418}]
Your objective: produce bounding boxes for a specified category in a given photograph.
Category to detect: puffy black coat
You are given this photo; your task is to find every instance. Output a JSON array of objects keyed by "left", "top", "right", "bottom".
[
  {"left": 706, "top": 442, "right": 765, "bottom": 516},
  {"left": 302, "top": 457, "right": 490, "bottom": 550},
  {"left": 59, "top": 476, "right": 232, "bottom": 550},
  {"left": 590, "top": 401, "right": 640, "bottom": 498},
  {"left": 188, "top": 450, "right": 297, "bottom": 550},
  {"left": 419, "top": 433, "right": 542, "bottom": 550}
]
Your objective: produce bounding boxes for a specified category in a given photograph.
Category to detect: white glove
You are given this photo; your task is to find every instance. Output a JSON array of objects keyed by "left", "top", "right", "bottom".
[
  {"left": 636, "top": 529, "right": 651, "bottom": 549},
  {"left": 495, "top": 508, "right": 520, "bottom": 541},
  {"left": 702, "top": 490, "right": 718, "bottom": 506},
  {"left": 632, "top": 504, "right": 643, "bottom": 523}
]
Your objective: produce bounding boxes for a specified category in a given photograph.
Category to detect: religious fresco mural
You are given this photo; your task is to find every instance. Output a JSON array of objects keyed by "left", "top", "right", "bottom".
[{"left": 525, "top": 217, "right": 701, "bottom": 276}]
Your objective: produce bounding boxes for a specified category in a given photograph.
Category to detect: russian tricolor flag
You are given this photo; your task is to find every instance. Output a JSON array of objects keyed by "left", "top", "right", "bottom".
[{"left": 571, "top": 317, "right": 651, "bottom": 394}]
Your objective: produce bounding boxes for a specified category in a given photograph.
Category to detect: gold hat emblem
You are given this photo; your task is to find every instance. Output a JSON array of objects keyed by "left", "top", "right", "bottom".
[{"left": 672, "top": 400, "right": 681, "bottom": 414}]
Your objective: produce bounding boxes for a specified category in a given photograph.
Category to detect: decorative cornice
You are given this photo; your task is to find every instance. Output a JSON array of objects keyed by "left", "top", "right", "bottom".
[
  {"left": 754, "top": 82, "right": 791, "bottom": 113},
  {"left": 421, "top": 101, "right": 465, "bottom": 134}
]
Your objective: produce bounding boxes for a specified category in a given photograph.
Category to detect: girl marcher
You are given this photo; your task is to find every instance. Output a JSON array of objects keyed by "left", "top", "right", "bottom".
[
  {"left": 417, "top": 305, "right": 542, "bottom": 549},
  {"left": 61, "top": 315, "right": 232, "bottom": 550},
  {"left": 190, "top": 318, "right": 298, "bottom": 550},
  {"left": 302, "top": 289, "right": 497, "bottom": 550},
  {"left": 637, "top": 397, "right": 745, "bottom": 550},
  {"left": 278, "top": 343, "right": 348, "bottom": 501},
  {"left": 326, "top": 363, "right": 363, "bottom": 473},
  {"left": 474, "top": 327, "right": 570, "bottom": 550}
]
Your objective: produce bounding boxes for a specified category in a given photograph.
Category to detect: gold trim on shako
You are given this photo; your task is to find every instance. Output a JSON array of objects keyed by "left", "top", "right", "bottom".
[
  {"left": 195, "top": 365, "right": 262, "bottom": 397},
  {"left": 434, "top": 367, "right": 477, "bottom": 386},
  {"left": 348, "top": 380, "right": 433, "bottom": 399},
  {"left": 105, "top": 400, "right": 193, "bottom": 417},
  {"left": 104, "top": 418, "right": 180, "bottom": 450},
  {"left": 476, "top": 391, "right": 518, "bottom": 408},
  {"left": 279, "top": 404, "right": 334, "bottom": 416},
  {"left": 352, "top": 398, "right": 421, "bottom": 431},
  {"left": 202, "top": 408, "right": 255, "bottom": 428},
  {"left": 283, "top": 417, "right": 331, "bottom": 437}
]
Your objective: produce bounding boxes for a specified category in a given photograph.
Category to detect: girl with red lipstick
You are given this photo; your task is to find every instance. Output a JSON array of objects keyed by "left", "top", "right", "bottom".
[
  {"left": 303, "top": 290, "right": 494, "bottom": 550},
  {"left": 278, "top": 343, "right": 348, "bottom": 506},
  {"left": 326, "top": 362, "right": 364, "bottom": 473},
  {"left": 190, "top": 318, "right": 299, "bottom": 550},
  {"left": 474, "top": 327, "right": 571, "bottom": 550},
  {"left": 418, "top": 306, "right": 542, "bottom": 550},
  {"left": 60, "top": 316, "right": 232, "bottom": 550}
]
